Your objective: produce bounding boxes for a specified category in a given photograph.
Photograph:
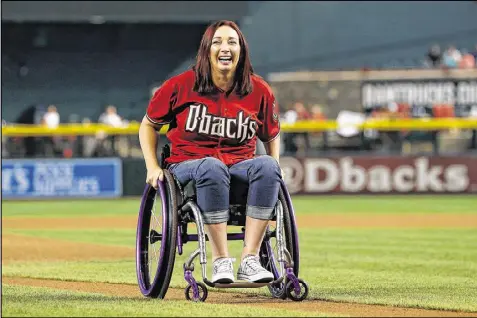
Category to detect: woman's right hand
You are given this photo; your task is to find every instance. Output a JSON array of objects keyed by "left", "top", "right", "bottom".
[{"left": 146, "top": 166, "right": 164, "bottom": 189}]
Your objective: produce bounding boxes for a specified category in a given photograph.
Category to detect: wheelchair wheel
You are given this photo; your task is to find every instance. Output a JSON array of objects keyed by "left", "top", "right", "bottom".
[
  {"left": 260, "top": 181, "right": 300, "bottom": 299},
  {"left": 136, "top": 170, "right": 178, "bottom": 298}
]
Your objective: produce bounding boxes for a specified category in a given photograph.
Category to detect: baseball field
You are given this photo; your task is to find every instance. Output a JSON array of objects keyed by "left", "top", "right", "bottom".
[{"left": 2, "top": 195, "right": 477, "bottom": 317}]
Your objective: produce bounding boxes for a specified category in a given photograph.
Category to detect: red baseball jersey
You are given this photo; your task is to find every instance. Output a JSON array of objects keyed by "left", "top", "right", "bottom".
[{"left": 146, "top": 69, "right": 280, "bottom": 166}]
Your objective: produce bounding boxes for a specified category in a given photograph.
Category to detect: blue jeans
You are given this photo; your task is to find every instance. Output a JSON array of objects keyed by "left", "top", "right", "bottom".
[{"left": 169, "top": 156, "right": 281, "bottom": 224}]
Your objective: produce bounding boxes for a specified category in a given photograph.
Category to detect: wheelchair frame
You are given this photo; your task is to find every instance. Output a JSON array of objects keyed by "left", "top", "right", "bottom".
[{"left": 136, "top": 145, "right": 309, "bottom": 302}]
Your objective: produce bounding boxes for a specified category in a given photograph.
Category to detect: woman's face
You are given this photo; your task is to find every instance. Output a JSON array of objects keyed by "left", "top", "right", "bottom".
[{"left": 209, "top": 25, "right": 241, "bottom": 74}]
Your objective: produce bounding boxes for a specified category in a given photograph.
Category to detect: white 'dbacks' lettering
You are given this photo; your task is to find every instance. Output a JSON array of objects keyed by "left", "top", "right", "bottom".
[{"left": 185, "top": 104, "right": 257, "bottom": 142}]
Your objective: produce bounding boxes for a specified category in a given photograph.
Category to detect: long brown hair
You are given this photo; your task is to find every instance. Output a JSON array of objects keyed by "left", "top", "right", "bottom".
[{"left": 193, "top": 20, "right": 254, "bottom": 97}]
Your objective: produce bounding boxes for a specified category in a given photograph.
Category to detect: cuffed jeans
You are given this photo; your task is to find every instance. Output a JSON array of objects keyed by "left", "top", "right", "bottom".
[{"left": 169, "top": 156, "right": 281, "bottom": 224}]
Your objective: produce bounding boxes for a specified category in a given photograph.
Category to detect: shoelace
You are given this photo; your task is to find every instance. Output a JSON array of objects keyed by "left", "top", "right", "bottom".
[
  {"left": 242, "top": 256, "right": 266, "bottom": 273},
  {"left": 213, "top": 258, "right": 235, "bottom": 274}
]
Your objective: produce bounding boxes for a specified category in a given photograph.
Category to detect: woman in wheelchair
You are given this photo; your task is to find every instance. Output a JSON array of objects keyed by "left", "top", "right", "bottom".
[
  {"left": 137, "top": 20, "right": 307, "bottom": 302},
  {"left": 139, "top": 20, "right": 282, "bottom": 285}
]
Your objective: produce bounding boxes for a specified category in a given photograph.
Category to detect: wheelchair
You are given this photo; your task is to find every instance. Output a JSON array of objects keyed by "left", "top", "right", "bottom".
[{"left": 135, "top": 145, "right": 309, "bottom": 302}]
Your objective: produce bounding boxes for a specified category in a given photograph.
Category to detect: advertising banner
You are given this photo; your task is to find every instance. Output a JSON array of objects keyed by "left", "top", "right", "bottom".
[
  {"left": 281, "top": 156, "right": 477, "bottom": 194},
  {"left": 2, "top": 158, "right": 122, "bottom": 199},
  {"left": 362, "top": 79, "right": 477, "bottom": 116}
]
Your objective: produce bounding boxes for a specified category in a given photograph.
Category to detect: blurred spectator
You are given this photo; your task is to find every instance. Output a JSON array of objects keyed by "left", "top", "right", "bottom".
[
  {"left": 42, "top": 105, "right": 60, "bottom": 128},
  {"left": 294, "top": 101, "right": 312, "bottom": 121},
  {"left": 81, "top": 117, "right": 99, "bottom": 157},
  {"left": 97, "top": 105, "right": 123, "bottom": 156},
  {"left": 41, "top": 104, "right": 62, "bottom": 157},
  {"left": 426, "top": 44, "right": 442, "bottom": 67},
  {"left": 281, "top": 102, "right": 312, "bottom": 155},
  {"left": 64, "top": 113, "right": 81, "bottom": 157},
  {"left": 283, "top": 108, "right": 298, "bottom": 124},
  {"left": 99, "top": 105, "right": 123, "bottom": 127},
  {"left": 433, "top": 104, "right": 455, "bottom": 119},
  {"left": 442, "top": 46, "right": 462, "bottom": 68},
  {"left": 336, "top": 110, "right": 365, "bottom": 138},
  {"left": 459, "top": 49, "right": 476, "bottom": 69},
  {"left": 282, "top": 106, "right": 298, "bottom": 154},
  {"left": 293, "top": 102, "right": 311, "bottom": 155},
  {"left": 368, "top": 102, "right": 403, "bottom": 153},
  {"left": 311, "top": 104, "right": 326, "bottom": 121},
  {"left": 470, "top": 105, "right": 477, "bottom": 118},
  {"left": 309, "top": 104, "right": 328, "bottom": 151}
]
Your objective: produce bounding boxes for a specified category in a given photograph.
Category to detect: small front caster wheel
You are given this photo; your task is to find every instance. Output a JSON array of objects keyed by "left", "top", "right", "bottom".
[
  {"left": 185, "top": 282, "right": 208, "bottom": 302},
  {"left": 285, "top": 279, "right": 309, "bottom": 301}
]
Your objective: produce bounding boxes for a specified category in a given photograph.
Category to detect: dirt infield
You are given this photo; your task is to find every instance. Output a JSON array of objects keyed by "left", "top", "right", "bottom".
[
  {"left": 3, "top": 277, "right": 477, "bottom": 317},
  {"left": 3, "top": 214, "right": 477, "bottom": 317},
  {"left": 2, "top": 234, "right": 134, "bottom": 263}
]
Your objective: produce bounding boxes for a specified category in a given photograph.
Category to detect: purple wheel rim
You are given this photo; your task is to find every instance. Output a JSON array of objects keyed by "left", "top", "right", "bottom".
[{"left": 136, "top": 180, "right": 169, "bottom": 296}]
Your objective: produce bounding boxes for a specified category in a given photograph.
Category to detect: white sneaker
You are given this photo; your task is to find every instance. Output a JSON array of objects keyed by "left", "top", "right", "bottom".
[
  {"left": 237, "top": 255, "right": 274, "bottom": 283},
  {"left": 211, "top": 257, "right": 235, "bottom": 284}
]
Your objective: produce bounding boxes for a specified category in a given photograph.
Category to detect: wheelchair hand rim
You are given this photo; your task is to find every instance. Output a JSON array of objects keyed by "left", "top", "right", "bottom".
[{"left": 279, "top": 179, "right": 300, "bottom": 266}]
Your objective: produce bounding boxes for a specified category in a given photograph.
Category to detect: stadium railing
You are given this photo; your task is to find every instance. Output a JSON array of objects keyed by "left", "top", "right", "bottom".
[{"left": 3, "top": 118, "right": 477, "bottom": 137}]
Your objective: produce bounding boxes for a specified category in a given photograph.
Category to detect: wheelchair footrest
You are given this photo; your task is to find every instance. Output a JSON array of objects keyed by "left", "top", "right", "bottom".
[{"left": 203, "top": 279, "right": 270, "bottom": 289}]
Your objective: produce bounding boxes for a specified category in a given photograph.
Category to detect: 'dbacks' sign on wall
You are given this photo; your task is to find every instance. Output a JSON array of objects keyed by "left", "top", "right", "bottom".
[{"left": 280, "top": 156, "right": 477, "bottom": 195}]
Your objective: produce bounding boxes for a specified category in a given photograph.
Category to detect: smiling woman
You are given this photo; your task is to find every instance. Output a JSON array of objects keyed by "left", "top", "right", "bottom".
[
  {"left": 193, "top": 20, "right": 253, "bottom": 97},
  {"left": 211, "top": 26, "right": 240, "bottom": 69}
]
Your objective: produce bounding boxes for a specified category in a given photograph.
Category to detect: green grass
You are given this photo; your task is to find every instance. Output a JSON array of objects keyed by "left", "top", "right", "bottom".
[
  {"left": 2, "top": 285, "right": 331, "bottom": 317},
  {"left": 3, "top": 228, "right": 477, "bottom": 312},
  {"left": 288, "top": 195, "right": 477, "bottom": 214},
  {"left": 2, "top": 196, "right": 477, "bottom": 316},
  {"left": 2, "top": 195, "right": 477, "bottom": 218}
]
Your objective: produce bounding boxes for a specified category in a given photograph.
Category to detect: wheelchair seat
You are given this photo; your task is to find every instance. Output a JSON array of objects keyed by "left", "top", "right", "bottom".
[
  {"left": 181, "top": 179, "right": 197, "bottom": 202},
  {"left": 171, "top": 175, "right": 249, "bottom": 226}
]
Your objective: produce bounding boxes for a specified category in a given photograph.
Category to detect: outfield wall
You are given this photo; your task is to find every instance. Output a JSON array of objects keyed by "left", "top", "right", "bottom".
[
  {"left": 280, "top": 156, "right": 477, "bottom": 195},
  {"left": 2, "top": 156, "right": 477, "bottom": 199}
]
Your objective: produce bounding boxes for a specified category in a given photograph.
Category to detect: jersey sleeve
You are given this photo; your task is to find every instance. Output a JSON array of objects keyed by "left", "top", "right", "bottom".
[
  {"left": 257, "top": 86, "right": 280, "bottom": 143},
  {"left": 146, "top": 79, "right": 178, "bottom": 125}
]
